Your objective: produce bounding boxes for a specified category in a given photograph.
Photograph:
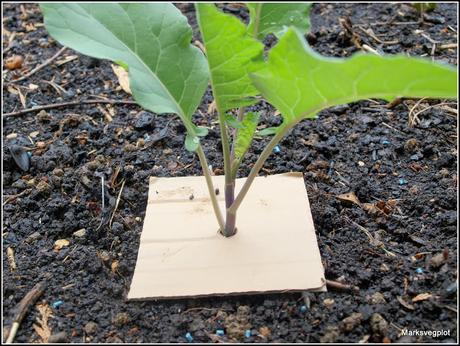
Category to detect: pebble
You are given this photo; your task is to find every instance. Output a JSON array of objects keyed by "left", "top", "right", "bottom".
[
  {"left": 112, "top": 312, "right": 130, "bottom": 326},
  {"left": 323, "top": 298, "right": 335, "bottom": 307},
  {"left": 404, "top": 138, "right": 419, "bottom": 152},
  {"left": 368, "top": 292, "right": 386, "bottom": 304},
  {"left": 430, "top": 251, "right": 448, "bottom": 268},
  {"left": 320, "top": 326, "right": 339, "bottom": 343},
  {"left": 340, "top": 312, "right": 363, "bottom": 332},
  {"left": 37, "top": 110, "right": 52, "bottom": 123},
  {"left": 26, "top": 232, "right": 41, "bottom": 243},
  {"left": 36, "top": 180, "right": 52, "bottom": 194},
  {"left": 399, "top": 178, "right": 408, "bottom": 185},
  {"left": 134, "top": 111, "right": 155, "bottom": 130},
  {"left": 52, "top": 300, "right": 63, "bottom": 309},
  {"left": 185, "top": 332, "right": 193, "bottom": 342},
  {"left": 48, "top": 331, "right": 68, "bottom": 343},
  {"left": 273, "top": 145, "right": 281, "bottom": 154},
  {"left": 99, "top": 250, "right": 110, "bottom": 263},
  {"left": 84, "top": 321, "right": 98, "bottom": 335},
  {"left": 299, "top": 305, "right": 308, "bottom": 313},
  {"left": 370, "top": 313, "right": 388, "bottom": 336},
  {"left": 73, "top": 228, "right": 87, "bottom": 238}
]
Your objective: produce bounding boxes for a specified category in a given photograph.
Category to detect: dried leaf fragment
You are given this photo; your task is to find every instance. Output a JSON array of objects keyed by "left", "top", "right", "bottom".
[
  {"left": 412, "top": 293, "right": 432, "bottom": 302},
  {"left": 111, "top": 64, "right": 131, "bottom": 94},
  {"left": 336, "top": 192, "right": 361, "bottom": 206},
  {"left": 33, "top": 303, "right": 53, "bottom": 343}
]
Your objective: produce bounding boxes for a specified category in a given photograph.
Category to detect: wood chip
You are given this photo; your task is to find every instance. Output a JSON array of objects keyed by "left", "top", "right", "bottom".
[
  {"left": 7, "top": 247, "right": 17, "bottom": 271},
  {"left": 54, "top": 239, "right": 70, "bottom": 250}
]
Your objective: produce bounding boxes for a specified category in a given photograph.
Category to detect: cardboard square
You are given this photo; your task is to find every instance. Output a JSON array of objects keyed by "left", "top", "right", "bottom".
[{"left": 128, "top": 172, "right": 326, "bottom": 300}]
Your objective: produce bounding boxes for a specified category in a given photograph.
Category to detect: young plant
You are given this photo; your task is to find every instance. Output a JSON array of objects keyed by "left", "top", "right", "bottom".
[{"left": 41, "top": 3, "right": 457, "bottom": 237}]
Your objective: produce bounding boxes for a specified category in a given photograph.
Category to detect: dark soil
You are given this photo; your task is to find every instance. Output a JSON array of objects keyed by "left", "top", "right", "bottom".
[{"left": 3, "top": 3, "right": 457, "bottom": 343}]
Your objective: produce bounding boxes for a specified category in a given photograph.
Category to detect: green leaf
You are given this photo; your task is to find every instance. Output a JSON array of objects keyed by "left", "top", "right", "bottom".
[
  {"left": 234, "top": 112, "right": 260, "bottom": 161},
  {"left": 257, "top": 126, "right": 280, "bottom": 136},
  {"left": 41, "top": 3, "right": 208, "bottom": 133},
  {"left": 196, "top": 4, "right": 264, "bottom": 112},
  {"left": 412, "top": 3, "right": 437, "bottom": 13},
  {"left": 247, "top": 3, "right": 312, "bottom": 39},
  {"left": 250, "top": 28, "right": 458, "bottom": 125},
  {"left": 194, "top": 126, "right": 209, "bottom": 137},
  {"left": 225, "top": 114, "right": 244, "bottom": 129},
  {"left": 185, "top": 133, "right": 200, "bottom": 152}
]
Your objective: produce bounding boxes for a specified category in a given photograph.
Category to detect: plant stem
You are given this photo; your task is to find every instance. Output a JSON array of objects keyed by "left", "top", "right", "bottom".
[
  {"left": 227, "top": 122, "right": 296, "bottom": 215},
  {"left": 196, "top": 145, "right": 225, "bottom": 231},
  {"left": 229, "top": 107, "right": 245, "bottom": 179},
  {"left": 252, "top": 3, "right": 262, "bottom": 38}
]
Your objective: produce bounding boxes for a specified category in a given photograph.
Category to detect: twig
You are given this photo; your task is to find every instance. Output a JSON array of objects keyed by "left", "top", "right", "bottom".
[
  {"left": 407, "top": 97, "right": 427, "bottom": 127},
  {"left": 109, "top": 179, "right": 126, "bottom": 228},
  {"left": 8, "top": 47, "right": 67, "bottom": 83},
  {"left": 413, "top": 102, "right": 458, "bottom": 119},
  {"left": 326, "top": 279, "right": 359, "bottom": 293},
  {"left": 381, "top": 122, "right": 406, "bottom": 135},
  {"left": 3, "top": 99, "right": 138, "bottom": 118},
  {"left": 4, "top": 282, "right": 47, "bottom": 343},
  {"left": 3, "top": 189, "right": 33, "bottom": 206}
]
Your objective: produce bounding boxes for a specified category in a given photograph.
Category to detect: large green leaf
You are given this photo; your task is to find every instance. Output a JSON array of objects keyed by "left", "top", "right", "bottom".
[
  {"left": 247, "top": 3, "right": 312, "bottom": 39},
  {"left": 40, "top": 3, "right": 208, "bottom": 133},
  {"left": 196, "top": 4, "right": 264, "bottom": 112},
  {"left": 250, "top": 28, "right": 458, "bottom": 124}
]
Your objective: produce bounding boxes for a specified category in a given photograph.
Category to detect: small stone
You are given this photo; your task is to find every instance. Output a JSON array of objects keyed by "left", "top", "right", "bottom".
[
  {"left": 123, "top": 143, "right": 138, "bottom": 152},
  {"left": 6, "top": 133, "right": 18, "bottom": 139},
  {"left": 36, "top": 180, "right": 51, "bottom": 194},
  {"left": 52, "top": 168, "right": 64, "bottom": 177},
  {"left": 368, "top": 292, "right": 386, "bottom": 305},
  {"left": 404, "top": 138, "right": 419, "bottom": 153},
  {"left": 73, "top": 229, "right": 87, "bottom": 238},
  {"left": 37, "top": 110, "right": 52, "bottom": 123},
  {"left": 99, "top": 250, "right": 110, "bottom": 263},
  {"left": 341, "top": 312, "right": 363, "bottom": 332},
  {"left": 84, "top": 321, "right": 98, "bottom": 335},
  {"left": 48, "top": 331, "right": 68, "bottom": 343},
  {"left": 26, "top": 232, "right": 41, "bottom": 243},
  {"left": 323, "top": 298, "right": 335, "bottom": 307},
  {"left": 134, "top": 111, "right": 155, "bottom": 130},
  {"left": 320, "top": 326, "right": 339, "bottom": 343},
  {"left": 54, "top": 239, "right": 70, "bottom": 250},
  {"left": 430, "top": 250, "right": 448, "bottom": 268},
  {"left": 36, "top": 141, "right": 46, "bottom": 149},
  {"left": 112, "top": 312, "right": 130, "bottom": 326},
  {"left": 370, "top": 313, "right": 388, "bottom": 336}
]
